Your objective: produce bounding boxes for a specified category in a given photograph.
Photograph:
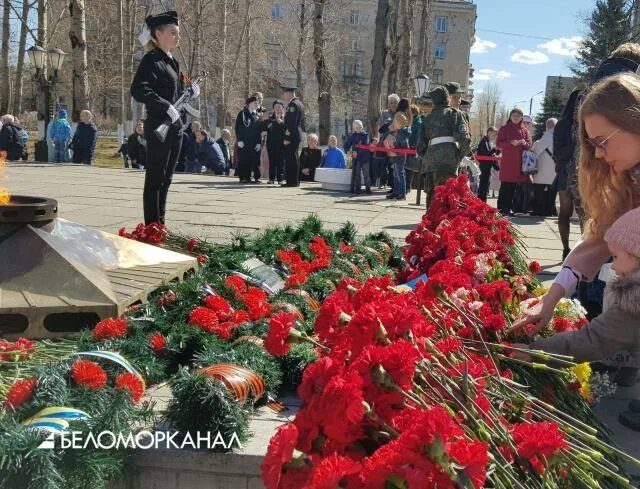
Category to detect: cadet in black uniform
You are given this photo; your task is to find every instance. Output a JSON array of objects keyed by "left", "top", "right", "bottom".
[
  {"left": 266, "top": 100, "right": 286, "bottom": 184},
  {"left": 131, "top": 11, "right": 199, "bottom": 224},
  {"left": 281, "top": 85, "right": 306, "bottom": 187},
  {"left": 234, "top": 96, "right": 262, "bottom": 183}
]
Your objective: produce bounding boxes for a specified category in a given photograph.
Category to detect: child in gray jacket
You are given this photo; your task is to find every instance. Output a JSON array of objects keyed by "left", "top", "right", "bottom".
[{"left": 518, "top": 206, "right": 640, "bottom": 430}]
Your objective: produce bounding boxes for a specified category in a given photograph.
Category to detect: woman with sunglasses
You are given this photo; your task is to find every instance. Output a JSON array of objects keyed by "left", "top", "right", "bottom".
[{"left": 512, "top": 72, "right": 640, "bottom": 341}]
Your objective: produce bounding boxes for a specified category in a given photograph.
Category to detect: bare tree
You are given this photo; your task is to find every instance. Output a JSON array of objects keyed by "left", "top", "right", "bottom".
[
  {"left": 367, "top": 0, "right": 390, "bottom": 134},
  {"left": 313, "top": 0, "right": 332, "bottom": 144},
  {"left": 69, "top": 0, "right": 89, "bottom": 122},
  {"left": 12, "top": 0, "right": 31, "bottom": 114},
  {"left": 472, "top": 82, "right": 505, "bottom": 137},
  {"left": 398, "top": 0, "right": 412, "bottom": 95},
  {"left": 217, "top": 0, "right": 228, "bottom": 127},
  {"left": 386, "top": 0, "right": 399, "bottom": 95},
  {"left": 1, "top": 0, "right": 11, "bottom": 113}
]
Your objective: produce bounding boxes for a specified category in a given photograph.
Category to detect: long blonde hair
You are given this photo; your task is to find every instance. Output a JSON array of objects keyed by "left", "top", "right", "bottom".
[{"left": 578, "top": 73, "right": 640, "bottom": 239}]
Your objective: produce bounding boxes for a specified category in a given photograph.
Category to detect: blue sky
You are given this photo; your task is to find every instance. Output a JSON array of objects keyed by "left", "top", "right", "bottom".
[{"left": 470, "top": 0, "right": 596, "bottom": 115}]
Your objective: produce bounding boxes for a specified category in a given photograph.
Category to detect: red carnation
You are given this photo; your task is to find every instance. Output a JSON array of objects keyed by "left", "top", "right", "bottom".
[
  {"left": 230, "top": 309, "right": 251, "bottom": 325},
  {"left": 339, "top": 242, "right": 354, "bottom": 254},
  {"left": 92, "top": 318, "right": 129, "bottom": 341},
  {"left": 197, "top": 254, "right": 208, "bottom": 265},
  {"left": 188, "top": 306, "right": 220, "bottom": 334},
  {"left": 148, "top": 333, "right": 166, "bottom": 353},
  {"left": 243, "top": 288, "right": 272, "bottom": 321},
  {"left": 303, "top": 453, "right": 361, "bottom": 489},
  {"left": 511, "top": 421, "right": 568, "bottom": 460},
  {"left": 265, "top": 311, "right": 299, "bottom": 357},
  {"left": 528, "top": 261, "right": 542, "bottom": 275},
  {"left": 115, "top": 372, "right": 145, "bottom": 403},
  {"left": 204, "top": 295, "right": 232, "bottom": 321},
  {"left": 434, "top": 337, "right": 463, "bottom": 355},
  {"left": 4, "top": 378, "right": 37, "bottom": 410},
  {"left": 186, "top": 238, "right": 198, "bottom": 252},
  {"left": 448, "top": 439, "right": 489, "bottom": 489},
  {"left": 71, "top": 360, "right": 107, "bottom": 389},
  {"left": 261, "top": 423, "right": 299, "bottom": 489},
  {"left": 225, "top": 275, "right": 248, "bottom": 295},
  {"left": 156, "top": 290, "right": 176, "bottom": 307},
  {"left": 552, "top": 317, "right": 573, "bottom": 333}
]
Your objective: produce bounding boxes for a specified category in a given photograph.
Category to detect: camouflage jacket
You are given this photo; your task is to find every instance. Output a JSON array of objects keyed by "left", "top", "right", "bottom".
[{"left": 418, "top": 106, "right": 471, "bottom": 172}]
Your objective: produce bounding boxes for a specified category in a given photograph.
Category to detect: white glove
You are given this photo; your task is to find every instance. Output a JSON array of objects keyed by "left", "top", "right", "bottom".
[
  {"left": 255, "top": 144, "right": 261, "bottom": 152},
  {"left": 167, "top": 105, "right": 180, "bottom": 123},
  {"left": 188, "top": 83, "right": 200, "bottom": 99},
  {"left": 237, "top": 141, "right": 245, "bottom": 149}
]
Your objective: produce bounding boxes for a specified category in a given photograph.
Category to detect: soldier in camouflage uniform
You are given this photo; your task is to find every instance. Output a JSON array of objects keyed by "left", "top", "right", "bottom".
[
  {"left": 417, "top": 86, "right": 471, "bottom": 208},
  {"left": 444, "top": 82, "right": 464, "bottom": 111}
]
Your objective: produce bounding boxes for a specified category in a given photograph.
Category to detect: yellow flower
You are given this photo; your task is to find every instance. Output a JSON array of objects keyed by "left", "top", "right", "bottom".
[
  {"left": 580, "top": 382, "right": 591, "bottom": 400},
  {"left": 572, "top": 362, "right": 592, "bottom": 385},
  {"left": 532, "top": 287, "right": 547, "bottom": 297}
]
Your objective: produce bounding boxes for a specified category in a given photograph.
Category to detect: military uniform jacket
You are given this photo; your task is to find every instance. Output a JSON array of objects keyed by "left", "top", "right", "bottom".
[
  {"left": 235, "top": 108, "right": 261, "bottom": 148},
  {"left": 284, "top": 97, "right": 306, "bottom": 145},
  {"left": 419, "top": 106, "right": 471, "bottom": 172},
  {"left": 131, "top": 48, "right": 184, "bottom": 129},
  {"left": 266, "top": 115, "right": 285, "bottom": 152}
]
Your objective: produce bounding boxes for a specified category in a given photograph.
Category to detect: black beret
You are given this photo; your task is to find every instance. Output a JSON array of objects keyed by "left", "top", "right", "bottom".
[{"left": 146, "top": 10, "right": 179, "bottom": 31}]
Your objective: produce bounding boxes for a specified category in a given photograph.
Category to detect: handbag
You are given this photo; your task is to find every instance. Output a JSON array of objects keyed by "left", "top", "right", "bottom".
[{"left": 521, "top": 150, "right": 538, "bottom": 175}]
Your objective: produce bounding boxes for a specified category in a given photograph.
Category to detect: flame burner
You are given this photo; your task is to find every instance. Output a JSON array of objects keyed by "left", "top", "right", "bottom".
[
  {"left": 0, "top": 195, "right": 59, "bottom": 223},
  {"left": 0, "top": 196, "right": 197, "bottom": 339}
]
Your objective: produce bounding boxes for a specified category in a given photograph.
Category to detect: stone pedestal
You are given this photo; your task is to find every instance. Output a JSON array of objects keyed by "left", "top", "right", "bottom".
[{"left": 314, "top": 168, "right": 352, "bottom": 192}]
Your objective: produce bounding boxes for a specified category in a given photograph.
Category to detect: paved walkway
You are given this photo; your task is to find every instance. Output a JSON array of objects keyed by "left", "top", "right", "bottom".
[{"left": 5, "top": 162, "right": 638, "bottom": 476}]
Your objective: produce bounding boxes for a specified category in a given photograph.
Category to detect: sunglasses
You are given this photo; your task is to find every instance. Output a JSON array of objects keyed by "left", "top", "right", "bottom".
[{"left": 586, "top": 128, "right": 620, "bottom": 154}]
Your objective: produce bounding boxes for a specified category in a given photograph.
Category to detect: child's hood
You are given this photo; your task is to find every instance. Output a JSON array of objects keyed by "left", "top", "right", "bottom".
[{"left": 607, "top": 269, "right": 640, "bottom": 314}]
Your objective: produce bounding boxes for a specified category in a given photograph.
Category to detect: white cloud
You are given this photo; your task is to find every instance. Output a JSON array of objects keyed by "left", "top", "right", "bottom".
[
  {"left": 474, "top": 68, "right": 512, "bottom": 81},
  {"left": 538, "top": 36, "right": 582, "bottom": 57},
  {"left": 471, "top": 36, "right": 497, "bottom": 54},
  {"left": 511, "top": 50, "right": 550, "bottom": 65}
]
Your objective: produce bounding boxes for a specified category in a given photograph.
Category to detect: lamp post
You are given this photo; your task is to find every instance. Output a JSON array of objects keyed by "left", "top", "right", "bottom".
[
  {"left": 27, "top": 45, "right": 67, "bottom": 162},
  {"left": 414, "top": 74, "right": 432, "bottom": 98},
  {"left": 529, "top": 90, "right": 544, "bottom": 116}
]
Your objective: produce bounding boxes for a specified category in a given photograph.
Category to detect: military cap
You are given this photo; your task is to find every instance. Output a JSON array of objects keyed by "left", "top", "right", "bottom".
[
  {"left": 145, "top": 10, "right": 179, "bottom": 31},
  {"left": 444, "top": 82, "right": 465, "bottom": 95},
  {"left": 430, "top": 86, "right": 449, "bottom": 105},
  {"left": 280, "top": 84, "right": 297, "bottom": 92},
  {"left": 460, "top": 99, "right": 472, "bottom": 108}
]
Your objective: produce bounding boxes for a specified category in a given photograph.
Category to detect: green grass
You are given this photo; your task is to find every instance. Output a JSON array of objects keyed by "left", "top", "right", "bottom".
[{"left": 26, "top": 132, "right": 126, "bottom": 168}]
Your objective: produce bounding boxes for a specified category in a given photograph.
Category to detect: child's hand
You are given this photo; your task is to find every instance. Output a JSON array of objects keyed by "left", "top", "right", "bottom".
[{"left": 509, "top": 343, "right": 533, "bottom": 361}]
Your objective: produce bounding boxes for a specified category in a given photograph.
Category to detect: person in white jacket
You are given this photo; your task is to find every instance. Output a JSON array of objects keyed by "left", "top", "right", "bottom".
[{"left": 531, "top": 118, "right": 558, "bottom": 216}]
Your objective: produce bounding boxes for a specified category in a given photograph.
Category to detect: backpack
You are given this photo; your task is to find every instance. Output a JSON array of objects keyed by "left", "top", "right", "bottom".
[{"left": 521, "top": 150, "right": 538, "bottom": 175}]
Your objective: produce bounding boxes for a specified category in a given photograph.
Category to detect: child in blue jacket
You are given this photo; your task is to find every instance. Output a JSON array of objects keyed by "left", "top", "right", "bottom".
[{"left": 344, "top": 120, "right": 371, "bottom": 194}]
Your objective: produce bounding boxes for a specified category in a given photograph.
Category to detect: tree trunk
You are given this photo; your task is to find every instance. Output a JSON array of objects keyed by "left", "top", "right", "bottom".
[
  {"left": 126, "top": 0, "right": 136, "bottom": 121},
  {"left": 367, "top": 0, "right": 390, "bottom": 134},
  {"left": 217, "top": 0, "right": 228, "bottom": 128},
  {"left": 398, "top": 0, "right": 412, "bottom": 95},
  {"left": 313, "top": 0, "right": 332, "bottom": 145},
  {"left": 69, "top": 0, "right": 89, "bottom": 122},
  {"left": 386, "top": 0, "right": 399, "bottom": 95},
  {"left": 226, "top": 3, "right": 249, "bottom": 122},
  {"left": 416, "top": 0, "right": 431, "bottom": 73},
  {"left": 1, "top": 0, "right": 11, "bottom": 113},
  {"left": 296, "top": 0, "right": 306, "bottom": 100},
  {"left": 12, "top": 0, "right": 31, "bottom": 114},
  {"left": 117, "top": 0, "right": 125, "bottom": 139},
  {"left": 244, "top": 0, "right": 251, "bottom": 95},
  {"left": 37, "top": 0, "right": 48, "bottom": 140}
]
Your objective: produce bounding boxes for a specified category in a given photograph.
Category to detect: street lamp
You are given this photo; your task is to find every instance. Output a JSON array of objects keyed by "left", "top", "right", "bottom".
[
  {"left": 529, "top": 90, "right": 544, "bottom": 116},
  {"left": 414, "top": 74, "right": 432, "bottom": 97},
  {"left": 27, "top": 45, "right": 67, "bottom": 162}
]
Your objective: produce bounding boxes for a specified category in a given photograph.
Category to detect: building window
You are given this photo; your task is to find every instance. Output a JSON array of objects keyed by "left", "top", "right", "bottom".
[
  {"left": 349, "top": 10, "right": 359, "bottom": 25},
  {"left": 351, "top": 39, "right": 359, "bottom": 51},
  {"left": 272, "top": 3, "right": 283, "bottom": 20},
  {"left": 432, "top": 69, "right": 443, "bottom": 84},
  {"left": 268, "top": 55, "right": 280, "bottom": 71},
  {"left": 436, "top": 16, "right": 448, "bottom": 33},
  {"left": 343, "top": 61, "right": 361, "bottom": 77},
  {"left": 435, "top": 43, "right": 446, "bottom": 60},
  {"left": 267, "top": 32, "right": 279, "bottom": 44}
]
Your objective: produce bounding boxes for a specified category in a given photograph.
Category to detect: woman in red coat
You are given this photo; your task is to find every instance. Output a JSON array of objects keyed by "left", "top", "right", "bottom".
[{"left": 496, "top": 108, "right": 532, "bottom": 215}]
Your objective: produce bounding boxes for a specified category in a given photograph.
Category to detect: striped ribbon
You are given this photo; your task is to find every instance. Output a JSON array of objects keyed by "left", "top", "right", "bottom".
[{"left": 77, "top": 351, "right": 145, "bottom": 388}]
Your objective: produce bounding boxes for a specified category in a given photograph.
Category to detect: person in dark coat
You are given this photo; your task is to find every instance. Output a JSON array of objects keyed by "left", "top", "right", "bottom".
[
  {"left": 117, "top": 137, "right": 129, "bottom": 168},
  {"left": 281, "top": 84, "right": 306, "bottom": 187},
  {"left": 0, "top": 114, "right": 25, "bottom": 161},
  {"left": 216, "top": 129, "right": 232, "bottom": 175},
  {"left": 300, "top": 133, "right": 322, "bottom": 181},
  {"left": 127, "top": 120, "right": 147, "bottom": 169},
  {"left": 131, "top": 10, "right": 200, "bottom": 225},
  {"left": 70, "top": 110, "right": 98, "bottom": 165},
  {"left": 235, "top": 96, "right": 262, "bottom": 183},
  {"left": 195, "top": 129, "right": 226, "bottom": 174},
  {"left": 476, "top": 127, "right": 501, "bottom": 202},
  {"left": 183, "top": 120, "right": 201, "bottom": 173},
  {"left": 266, "top": 100, "right": 286, "bottom": 184}
]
